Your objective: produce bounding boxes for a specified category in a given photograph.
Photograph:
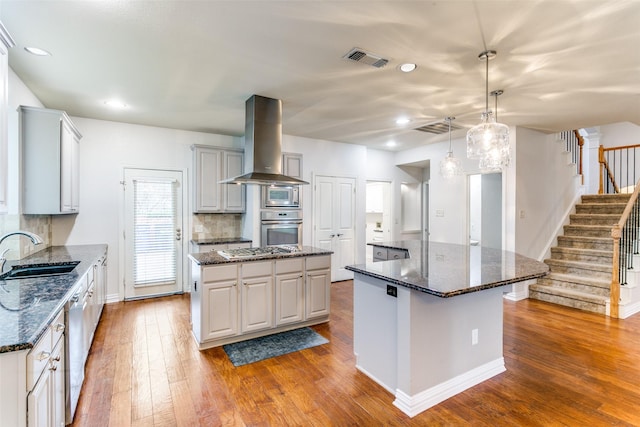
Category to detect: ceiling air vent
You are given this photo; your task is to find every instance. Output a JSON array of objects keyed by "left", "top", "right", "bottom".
[
  {"left": 343, "top": 48, "right": 389, "bottom": 68},
  {"left": 414, "top": 121, "right": 464, "bottom": 135}
]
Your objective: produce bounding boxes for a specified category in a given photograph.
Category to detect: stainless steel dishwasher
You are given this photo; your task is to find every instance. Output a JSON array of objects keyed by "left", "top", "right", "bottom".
[{"left": 65, "top": 278, "right": 87, "bottom": 424}]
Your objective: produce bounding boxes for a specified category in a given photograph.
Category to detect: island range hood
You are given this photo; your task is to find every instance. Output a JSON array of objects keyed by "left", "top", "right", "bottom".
[{"left": 222, "top": 95, "right": 309, "bottom": 185}]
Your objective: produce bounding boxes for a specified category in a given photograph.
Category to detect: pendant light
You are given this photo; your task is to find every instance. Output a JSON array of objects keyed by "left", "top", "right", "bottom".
[
  {"left": 480, "top": 89, "right": 510, "bottom": 171},
  {"left": 466, "top": 50, "right": 510, "bottom": 166},
  {"left": 439, "top": 116, "right": 463, "bottom": 178}
]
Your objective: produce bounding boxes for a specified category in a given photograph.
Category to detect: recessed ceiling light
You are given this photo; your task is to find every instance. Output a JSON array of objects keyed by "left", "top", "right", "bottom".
[
  {"left": 104, "top": 99, "right": 128, "bottom": 109},
  {"left": 399, "top": 63, "right": 417, "bottom": 73},
  {"left": 24, "top": 46, "right": 51, "bottom": 56},
  {"left": 395, "top": 117, "right": 410, "bottom": 125},
  {"left": 386, "top": 140, "right": 397, "bottom": 148}
]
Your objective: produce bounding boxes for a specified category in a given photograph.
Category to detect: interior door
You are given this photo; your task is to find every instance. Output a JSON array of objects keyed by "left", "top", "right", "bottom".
[
  {"left": 123, "top": 168, "right": 184, "bottom": 299},
  {"left": 313, "top": 175, "right": 356, "bottom": 282}
]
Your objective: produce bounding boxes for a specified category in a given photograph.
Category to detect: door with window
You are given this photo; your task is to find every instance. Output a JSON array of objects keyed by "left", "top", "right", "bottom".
[{"left": 123, "top": 168, "right": 184, "bottom": 299}]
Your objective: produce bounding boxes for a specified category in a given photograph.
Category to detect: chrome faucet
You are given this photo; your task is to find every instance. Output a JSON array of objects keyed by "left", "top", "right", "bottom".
[{"left": 0, "top": 231, "right": 44, "bottom": 273}]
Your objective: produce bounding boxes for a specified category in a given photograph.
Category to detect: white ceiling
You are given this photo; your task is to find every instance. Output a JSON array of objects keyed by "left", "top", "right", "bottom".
[{"left": 1, "top": 0, "right": 639, "bottom": 151}]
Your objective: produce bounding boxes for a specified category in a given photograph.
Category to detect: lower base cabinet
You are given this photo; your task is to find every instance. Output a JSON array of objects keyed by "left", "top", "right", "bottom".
[{"left": 191, "top": 255, "right": 331, "bottom": 349}]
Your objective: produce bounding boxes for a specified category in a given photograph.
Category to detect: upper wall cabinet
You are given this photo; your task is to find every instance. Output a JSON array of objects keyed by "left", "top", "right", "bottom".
[
  {"left": 192, "top": 145, "right": 245, "bottom": 213},
  {"left": 19, "top": 106, "right": 82, "bottom": 214},
  {"left": 282, "top": 152, "right": 303, "bottom": 180},
  {"left": 0, "top": 22, "right": 14, "bottom": 214}
]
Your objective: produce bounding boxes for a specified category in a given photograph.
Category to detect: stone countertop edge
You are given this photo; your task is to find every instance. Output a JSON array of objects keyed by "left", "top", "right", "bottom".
[
  {"left": 346, "top": 264, "right": 547, "bottom": 298},
  {"left": 0, "top": 244, "right": 108, "bottom": 354},
  {"left": 190, "top": 237, "right": 253, "bottom": 245},
  {"left": 189, "top": 246, "right": 333, "bottom": 265}
]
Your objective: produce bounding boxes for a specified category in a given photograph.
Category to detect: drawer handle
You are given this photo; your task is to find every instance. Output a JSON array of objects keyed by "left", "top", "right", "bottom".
[
  {"left": 36, "top": 351, "right": 51, "bottom": 361},
  {"left": 49, "top": 364, "right": 58, "bottom": 371},
  {"left": 52, "top": 355, "right": 61, "bottom": 362},
  {"left": 55, "top": 323, "right": 65, "bottom": 332}
]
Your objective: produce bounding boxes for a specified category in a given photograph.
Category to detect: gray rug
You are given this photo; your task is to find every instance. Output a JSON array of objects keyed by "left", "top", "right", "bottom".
[{"left": 223, "top": 327, "right": 329, "bottom": 367}]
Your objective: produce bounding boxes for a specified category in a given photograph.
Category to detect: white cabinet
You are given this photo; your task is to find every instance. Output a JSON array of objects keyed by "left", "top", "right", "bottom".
[
  {"left": 305, "top": 256, "right": 331, "bottom": 319},
  {"left": 0, "top": 23, "right": 13, "bottom": 214},
  {"left": 282, "top": 152, "right": 303, "bottom": 179},
  {"left": 275, "top": 258, "right": 304, "bottom": 326},
  {"left": 196, "top": 263, "right": 239, "bottom": 341},
  {"left": 19, "top": 106, "right": 82, "bottom": 214},
  {"left": 240, "top": 261, "right": 273, "bottom": 333},
  {"left": 371, "top": 245, "right": 409, "bottom": 262},
  {"left": 192, "top": 145, "right": 245, "bottom": 213},
  {"left": 27, "top": 309, "right": 65, "bottom": 427},
  {"left": 191, "top": 254, "right": 331, "bottom": 349}
]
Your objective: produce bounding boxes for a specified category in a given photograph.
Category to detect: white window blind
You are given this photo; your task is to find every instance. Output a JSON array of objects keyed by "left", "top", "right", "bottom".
[{"left": 133, "top": 178, "right": 177, "bottom": 287}]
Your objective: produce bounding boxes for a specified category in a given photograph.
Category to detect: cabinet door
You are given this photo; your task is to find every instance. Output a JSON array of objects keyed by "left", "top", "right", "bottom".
[
  {"left": 306, "top": 268, "right": 331, "bottom": 319},
  {"left": 28, "top": 365, "right": 53, "bottom": 427},
  {"left": 51, "top": 338, "right": 65, "bottom": 427},
  {"left": 223, "top": 150, "right": 245, "bottom": 212},
  {"left": 194, "top": 147, "right": 222, "bottom": 212},
  {"left": 275, "top": 272, "right": 304, "bottom": 326},
  {"left": 60, "top": 119, "right": 79, "bottom": 213},
  {"left": 241, "top": 275, "right": 273, "bottom": 333},
  {"left": 202, "top": 279, "right": 239, "bottom": 340},
  {"left": 282, "top": 152, "right": 302, "bottom": 179}
]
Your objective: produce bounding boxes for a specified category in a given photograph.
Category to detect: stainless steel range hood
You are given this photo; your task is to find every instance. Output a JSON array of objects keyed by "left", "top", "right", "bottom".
[{"left": 222, "top": 95, "right": 309, "bottom": 185}]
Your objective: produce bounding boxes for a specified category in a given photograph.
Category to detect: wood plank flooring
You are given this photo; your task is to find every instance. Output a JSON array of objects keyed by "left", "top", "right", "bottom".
[{"left": 72, "top": 281, "right": 640, "bottom": 426}]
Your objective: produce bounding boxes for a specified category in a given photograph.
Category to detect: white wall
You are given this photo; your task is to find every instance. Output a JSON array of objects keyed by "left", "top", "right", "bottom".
[
  {"left": 514, "top": 127, "right": 582, "bottom": 260},
  {"left": 52, "top": 117, "right": 240, "bottom": 300}
]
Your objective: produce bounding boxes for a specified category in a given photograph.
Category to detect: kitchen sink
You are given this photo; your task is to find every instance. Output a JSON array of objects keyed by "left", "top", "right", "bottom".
[{"left": 1, "top": 261, "right": 80, "bottom": 280}]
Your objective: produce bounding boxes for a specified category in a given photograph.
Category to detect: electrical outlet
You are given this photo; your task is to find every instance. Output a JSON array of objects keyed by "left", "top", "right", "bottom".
[
  {"left": 436, "top": 209, "right": 444, "bottom": 217},
  {"left": 519, "top": 210, "right": 525, "bottom": 219},
  {"left": 472, "top": 329, "right": 479, "bottom": 345},
  {"left": 386, "top": 285, "right": 397, "bottom": 298}
]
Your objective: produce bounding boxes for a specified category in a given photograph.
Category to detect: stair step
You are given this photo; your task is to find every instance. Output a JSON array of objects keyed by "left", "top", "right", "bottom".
[
  {"left": 575, "top": 203, "right": 627, "bottom": 215},
  {"left": 569, "top": 213, "right": 621, "bottom": 226},
  {"left": 556, "top": 235, "right": 613, "bottom": 251},
  {"left": 529, "top": 284, "right": 608, "bottom": 314},
  {"left": 544, "top": 258, "right": 612, "bottom": 279},
  {"left": 581, "top": 194, "right": 632, "bottom": 204},
  {"left": 550, "top": 247, "right": 613, "bottom": 263},
  {"left": 563, "top": 224, "right": 613, "bottom": 238},
  {"left": 537, "top": 273, "right": 610, "bottom": 296}
]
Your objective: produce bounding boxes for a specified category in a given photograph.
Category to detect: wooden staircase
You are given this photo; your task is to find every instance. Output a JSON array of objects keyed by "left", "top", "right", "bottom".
[{"left": 529, "top": 193, "right": 631, "bottom": 314}]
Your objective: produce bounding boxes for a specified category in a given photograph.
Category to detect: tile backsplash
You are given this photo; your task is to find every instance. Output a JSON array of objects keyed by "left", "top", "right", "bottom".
[
  {"left": 0, "top": 214, "right": 51, "bottom": 260},
  {"left": 192, "top": 213, "right": 243, "bottom": 240}
]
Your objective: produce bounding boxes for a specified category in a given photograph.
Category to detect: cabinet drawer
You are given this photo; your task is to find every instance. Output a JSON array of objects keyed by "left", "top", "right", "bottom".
[
  {"left": 227, "top": 242, "right": 251, "bottom": 249},
  {"left": 276, "top": 258, "right": 303, "bottom": 275},
  {"left": 51, "top": 309, "right": 65, "bottom": 346},
  {"left": 372, "top": 246, "right": 388, "bottom": 260},
  {"left": 241, "top": 261, "right": 273, "bottom": 278},
  {"left": 306, "top": 255, "right": 330, "bottom": 270},
  {"left": 387, "top": 248, "right": 409, "bottom": 260},
  {"left": 27, "top": 327, "right": 53, "bottom": 391},
  {"left": 202, "top": 264, "right": 237, "bottom": 282}
]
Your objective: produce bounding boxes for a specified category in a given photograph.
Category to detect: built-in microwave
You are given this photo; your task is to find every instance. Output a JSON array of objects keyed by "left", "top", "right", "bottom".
[{"left": 262, "top": 185, "right": 300, "bottom": 209}]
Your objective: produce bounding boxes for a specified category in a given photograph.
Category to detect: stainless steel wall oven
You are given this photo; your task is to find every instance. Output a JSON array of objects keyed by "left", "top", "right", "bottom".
[{"left": 261, "top": 210, "right": 302, "bottom": 246}]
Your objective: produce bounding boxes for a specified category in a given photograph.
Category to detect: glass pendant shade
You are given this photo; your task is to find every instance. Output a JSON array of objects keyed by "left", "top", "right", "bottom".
[
  {"left": 479, "top": 144, "right": 511, "bottom": 172},
  {"left": 440, "top": 151, "right": 463, "bottom": 178},
  {"left": 466, "top": 111, "right": 510, "bottom": 159}
]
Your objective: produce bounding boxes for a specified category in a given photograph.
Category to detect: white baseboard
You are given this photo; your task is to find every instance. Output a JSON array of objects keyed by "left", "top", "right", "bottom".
[
  {"left": 619, "top": 300, "right": 640, "bottom": 319},
  {"left": 503, "top": 280, "right": 534, "bottom": 301},
  {"left": 105, "top": 293, "right": 120, "bottom": 304},
  {"left": 392, "top": 358, "right": 506, "bottom": 418}
]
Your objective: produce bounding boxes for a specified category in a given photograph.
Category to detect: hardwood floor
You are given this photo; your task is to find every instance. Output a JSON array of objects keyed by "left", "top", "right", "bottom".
[{"left": 72, "top": 281, "right": 640, "bottom": 426}]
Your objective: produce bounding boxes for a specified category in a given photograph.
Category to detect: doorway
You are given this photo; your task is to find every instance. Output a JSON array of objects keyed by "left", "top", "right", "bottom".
[
  {"left": 123, "top": 168, "right": 185, "bottom": 300},
  {"left": 468, "top": 172, "right": 502, "bottom": 249}
]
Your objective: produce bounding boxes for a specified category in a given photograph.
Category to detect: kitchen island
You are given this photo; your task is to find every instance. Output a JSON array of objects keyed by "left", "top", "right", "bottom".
[
  {"left": 346, "top": 241, "right": 548, "bottom": 417},
  {"left": 189, "top": 245, "right": 332, "bottom": 350}
]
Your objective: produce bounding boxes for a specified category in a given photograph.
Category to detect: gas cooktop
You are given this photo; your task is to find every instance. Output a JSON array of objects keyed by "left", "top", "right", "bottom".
[{"left": 217, "top": 245, "right": 300, "bottom": 260}]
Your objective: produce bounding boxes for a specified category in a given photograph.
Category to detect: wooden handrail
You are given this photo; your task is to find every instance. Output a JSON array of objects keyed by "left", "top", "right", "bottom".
[
  {"left": 602, "top": 143, "right": 640, "bottom": 152},
  {"left": 610, "top": 178, "right": 640, "bottom": 318}
]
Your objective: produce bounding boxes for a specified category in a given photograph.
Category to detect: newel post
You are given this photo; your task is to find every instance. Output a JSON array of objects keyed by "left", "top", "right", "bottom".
[
  {"left": 610, "top": 225, "right": 621, "bottom": 318},
  {"left": 598, "top": 145, "right": 605, "bottom": 194}
]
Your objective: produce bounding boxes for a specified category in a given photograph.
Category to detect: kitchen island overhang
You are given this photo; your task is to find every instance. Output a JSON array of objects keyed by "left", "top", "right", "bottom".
[{"left": 346, "top": 241, "right": 548, "bottom": 417}]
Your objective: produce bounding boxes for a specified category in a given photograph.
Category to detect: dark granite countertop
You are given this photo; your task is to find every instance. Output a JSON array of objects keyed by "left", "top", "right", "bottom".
[
  {"left": 348, "top": 240, "right": 548, "bottom": 298},
  {"left": 189, "top": 245, "right": 332, "bottom": 265},
  {"left": 0, "top": 244, "right": 107, "bottom": 353},
  {"left": 190, "top": 237, "right": 252, "bottom": 245}
]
